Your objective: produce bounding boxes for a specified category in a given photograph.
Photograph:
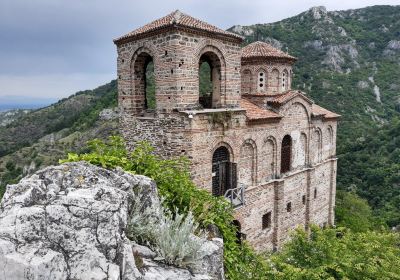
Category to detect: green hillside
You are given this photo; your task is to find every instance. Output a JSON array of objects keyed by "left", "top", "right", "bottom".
[{"left": 0, "top": 80, "right": 118, "bottom": 197}]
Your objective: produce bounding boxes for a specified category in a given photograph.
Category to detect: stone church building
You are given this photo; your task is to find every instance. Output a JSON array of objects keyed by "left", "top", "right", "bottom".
[{"left": 114, "top": 10, "right": 339, "bottom": 251}]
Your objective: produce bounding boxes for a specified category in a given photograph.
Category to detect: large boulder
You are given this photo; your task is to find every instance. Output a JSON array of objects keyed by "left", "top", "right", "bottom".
[{"left": 0, "top": 162, "right": 224, "bottom": 280}]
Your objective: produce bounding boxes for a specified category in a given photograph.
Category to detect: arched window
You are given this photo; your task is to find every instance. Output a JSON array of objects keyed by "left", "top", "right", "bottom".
[
  {"left": 282, "top": 69, "right": 288, "bottom": 91},
  {"left": 257, "top": 71, "right": 266, "bottom": 92},
  {"left": 145, "top": 60, "right": 155, "bottom": 109},
  {"left": 299, "top": 133, "right": 307, "bottom": 167},
  {"left": 265, "top": 138, "right": 276, "bottom": 179},
  {"left": 313, "top": 129, "right": 322, "bottom": 163},
  {"left": 132, "top": 51, "right": 155, "bottom": 113},
  {"left": 270, "top": 69, "right": 279, "bottom": 93},
  {"left": 242, "top": 69, "right": 252, "bottom": 94},
  {"left": 239, "top": 141, "right": 256, "bottom": 186},
  {"left": 281, "top": 135, "right": 292, "bottom": 173},
  {"left": 327, "top": 126, "right": 334, "bottom": 157},
  {"left": 199, "top": 51, "right": 222, "bottom": 108}
]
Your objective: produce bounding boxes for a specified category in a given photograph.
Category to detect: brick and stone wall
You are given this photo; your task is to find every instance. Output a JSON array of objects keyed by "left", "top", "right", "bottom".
[
  {"left": 182, "top": 96, "right": 337, "bottom": 251},
  {"left": 116, "top": 15, "right": 338, "bottom": 252},
  {"left": 241, "top": 61, "right": 293, "bottom": 95}
]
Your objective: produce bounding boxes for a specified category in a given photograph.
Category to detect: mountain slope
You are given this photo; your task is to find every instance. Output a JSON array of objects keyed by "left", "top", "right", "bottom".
[
  {"left": 0, "top": 80, "right": 117, "bottom": 157},
  {"left": 0, "top": 80, "right": 118, "bottom": 197}
]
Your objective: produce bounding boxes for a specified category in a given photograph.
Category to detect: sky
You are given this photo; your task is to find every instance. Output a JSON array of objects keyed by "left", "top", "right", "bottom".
[{"left": 0, "top": 0, "right": 399, "bottom": 104}]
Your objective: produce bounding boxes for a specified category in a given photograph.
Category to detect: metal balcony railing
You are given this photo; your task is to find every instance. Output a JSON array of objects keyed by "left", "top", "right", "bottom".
[{"left": 224, "top": 184, "right": 245, "bottom": 208}]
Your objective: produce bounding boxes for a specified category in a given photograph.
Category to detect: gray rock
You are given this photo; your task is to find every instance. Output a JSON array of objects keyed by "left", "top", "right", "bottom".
[
  {"left": 99, "top": 108, "right": 120, "bottom": 121},
  {"left": 308, "top": 6, "right": 327, "bottom": 20},
  {"left": 387, "top": 40, "right": 400, "bottom": 50},
  {"left": 132, "top": 243, "right": 157, "bottom": 259},
  {"left": 0, "top": 162, "right": 225, "bottom": 280},
  {"left": 141, "top": 259, "right": 212, "bottom": 280},
  {"left": 357, "top": 81, "right": 369, "bottom": 89},
  {"left": 303, "top": 40, "right": 323, "bottom": 51},
  {"left": 188, "top": 238, "right": 224, "bottom": 279}
]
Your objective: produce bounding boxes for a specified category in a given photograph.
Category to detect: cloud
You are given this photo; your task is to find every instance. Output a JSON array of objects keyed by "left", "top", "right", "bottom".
[
  {"left": 0, "top": 73, "right": 115, "bottom": 99},
  {"left": 1, "top": 0, "right": 399, "bottom": 99}
]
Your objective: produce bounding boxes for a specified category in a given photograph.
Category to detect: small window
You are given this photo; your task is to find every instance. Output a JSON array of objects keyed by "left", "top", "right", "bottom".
[
  {"left": 257, "top": 71, "right": 266, "bottom": 91},
  {"left": 286, "top": 202, "right": 292, "bottom": 212},
  {"left": 262, "top": 212, "right": 272, "bottom": 229},
  {"left": 282, "top": 71, "right": 286, "bottom": 89},
  {"left": 302, "top": 195, "right": 306, "bottom": 205},
  {"left": 314, "top": 188, "right": 317, "bottom": 199}
]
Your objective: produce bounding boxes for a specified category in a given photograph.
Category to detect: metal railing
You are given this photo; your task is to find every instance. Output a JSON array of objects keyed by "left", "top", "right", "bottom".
[{"left": 224, "top": 184, "right": 245, "bottom": 208}]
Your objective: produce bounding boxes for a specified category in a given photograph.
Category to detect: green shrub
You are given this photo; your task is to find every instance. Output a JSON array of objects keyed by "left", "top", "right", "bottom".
[
  {"left": 335, "top": 190, "right": 383, "bottom": 232},
  {"left": 127, "top": 186, "right": 206, "bottom": 267},
  {"left": 61, "top": 136, "right": 269, "bottom": 279},
  {"left": 62, "top": 136, "right": 400, "bottom": 279},
  {"left": 269, "top": 226, "right": 400, "bottom": 280}
]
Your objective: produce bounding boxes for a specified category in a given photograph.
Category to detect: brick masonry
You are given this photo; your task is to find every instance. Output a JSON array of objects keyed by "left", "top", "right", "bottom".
[{"left": 115, "top": 11, "right": 339, "bottom": 251}]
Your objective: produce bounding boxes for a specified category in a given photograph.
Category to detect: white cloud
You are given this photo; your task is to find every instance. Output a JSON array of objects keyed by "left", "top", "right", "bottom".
[
  {"left": 0, "top": 0, "right": 399, "bottom": 100},
  {"left": 0, "top": 73, "right": 115, "bottom": 99}
]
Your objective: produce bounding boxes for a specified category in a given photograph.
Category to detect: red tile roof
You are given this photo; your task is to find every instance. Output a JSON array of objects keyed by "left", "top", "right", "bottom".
[
  {"left": 114, "top": 10, "right": 243, "bottom": 43},
  {"left": 241, "top": 41, "right": 297, "bottom": 62},
  {"left": 312, "top": 104, "right": 341, "bottom": 119},
  {"left": 240, "top": 98, "right": 281, "bottom": 121},
  {"left": 268, "top": 90, "right": 312, "bottom": 105}
]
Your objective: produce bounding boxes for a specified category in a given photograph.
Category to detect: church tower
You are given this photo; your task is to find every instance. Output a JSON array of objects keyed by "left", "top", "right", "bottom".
[{"left": 115, "top": 11, "right": 339, "bottom": 251}]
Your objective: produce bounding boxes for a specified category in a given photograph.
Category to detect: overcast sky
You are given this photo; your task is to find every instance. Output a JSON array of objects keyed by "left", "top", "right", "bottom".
[{"left": 0, "top": 0, "right": 399, "bottom": 102}]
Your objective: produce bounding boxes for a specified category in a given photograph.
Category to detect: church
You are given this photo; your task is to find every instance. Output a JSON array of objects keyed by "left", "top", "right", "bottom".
[{"left": 114, "top": 10, "right": 339, "bottom": 251}]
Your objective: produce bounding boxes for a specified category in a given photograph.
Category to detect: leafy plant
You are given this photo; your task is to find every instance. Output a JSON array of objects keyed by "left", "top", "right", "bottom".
[
  {"left": 127, "top": 186, "right": 206, "bottom": 267},
  {"left": 269, "top": 226, "right": 400, "bottom": 280}
]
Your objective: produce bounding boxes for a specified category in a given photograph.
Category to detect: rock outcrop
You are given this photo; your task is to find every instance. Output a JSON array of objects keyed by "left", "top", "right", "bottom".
[{"left": 0, "top": 162, "right": 224, "bottom": 280}]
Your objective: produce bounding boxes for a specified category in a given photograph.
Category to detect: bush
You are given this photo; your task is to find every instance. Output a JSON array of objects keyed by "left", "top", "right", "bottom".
[
  {"left": 62, "top": 136, "right": 400, "bottom": 279},
  {"left": 269, "top": 226, "right": 400, "bottom": 280},
  {"left": 127, "top": 186, "right": 206, "bottom": 267},
  {"left": 335, "top": 190, "right": 383, "bottom": 232},
  {"left": 61, "top": 136, "right": 269, "bottom": 279}
]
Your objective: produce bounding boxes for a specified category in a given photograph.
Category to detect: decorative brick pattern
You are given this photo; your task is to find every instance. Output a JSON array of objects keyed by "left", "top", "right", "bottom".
[{"left": 116, "top": 11, "right": 339, "bottom": 252}]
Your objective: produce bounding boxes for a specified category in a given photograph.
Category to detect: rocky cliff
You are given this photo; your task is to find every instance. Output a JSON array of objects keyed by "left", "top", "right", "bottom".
[{"left": 0, "top": 162, "right": 224, "bottom": 280}]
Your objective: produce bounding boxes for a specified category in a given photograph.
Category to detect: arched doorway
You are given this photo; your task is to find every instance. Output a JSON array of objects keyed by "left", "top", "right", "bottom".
[
  {"left": 199, "top": 51, "right": 222, "bottom": 108},
  {"left": 212, "top": 146, "right": 237, "bottom": 197}
]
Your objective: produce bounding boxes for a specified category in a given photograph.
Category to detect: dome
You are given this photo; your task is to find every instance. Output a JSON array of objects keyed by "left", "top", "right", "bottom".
[{"left": 241, "top": 41, "right": 297, "bottom": 63}]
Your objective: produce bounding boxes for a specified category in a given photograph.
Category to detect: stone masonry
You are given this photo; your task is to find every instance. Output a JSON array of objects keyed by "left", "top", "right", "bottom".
[{"left": 114, "top": 10, "right": 340, "bottom": 251}]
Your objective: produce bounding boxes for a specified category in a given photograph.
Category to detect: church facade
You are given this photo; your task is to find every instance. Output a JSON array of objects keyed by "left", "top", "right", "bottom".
[{"left": 114, "top": 10, "right": 339, "bottom": 251}]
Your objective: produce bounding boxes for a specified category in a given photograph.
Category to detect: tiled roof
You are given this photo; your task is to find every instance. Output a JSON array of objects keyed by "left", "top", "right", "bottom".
[
  {"left": 268, "top": 90, "right": 312, "bottom": 105},
  {"left": 312, "top": 104, "right": 341, "bottom": 119},
  {"left": 114, "top": 10, "right": 243, "bottom": 43},
  {"left": 241, "top": 41, "right": 297, "bottom": 61},
  {"left": 240, "top": 98, "right": 281, "bottom": 121}
]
